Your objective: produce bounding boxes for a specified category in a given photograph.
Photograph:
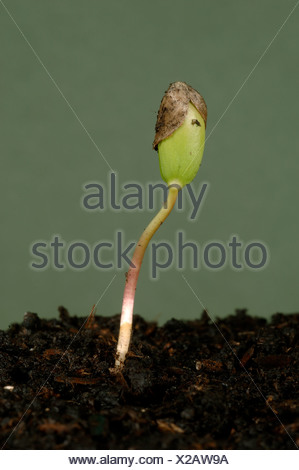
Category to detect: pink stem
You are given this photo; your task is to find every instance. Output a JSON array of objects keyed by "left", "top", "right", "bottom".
[{"left": 115, "top": 185, "right": 180, "bottom": 368}]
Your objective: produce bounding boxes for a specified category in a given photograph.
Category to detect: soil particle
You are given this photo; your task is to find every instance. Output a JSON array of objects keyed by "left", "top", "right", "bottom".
[{"left": 0, "top": 308, "right": 298, "bottom": 449}]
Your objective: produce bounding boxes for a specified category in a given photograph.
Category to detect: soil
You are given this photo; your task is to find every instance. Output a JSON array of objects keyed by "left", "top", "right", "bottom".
[{"left": 0, "top": 307, "right": 298, "bottom": 450}]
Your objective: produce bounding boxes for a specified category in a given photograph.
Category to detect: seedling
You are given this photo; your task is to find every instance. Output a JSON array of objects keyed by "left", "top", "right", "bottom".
[{"left": 114, "top": 81, "right": 207, "bottom": 369}]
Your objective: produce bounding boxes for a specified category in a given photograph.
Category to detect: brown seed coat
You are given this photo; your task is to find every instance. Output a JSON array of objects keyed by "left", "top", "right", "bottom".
[{"left": 153, "top": 81, "right": 207, "bottom": 150}]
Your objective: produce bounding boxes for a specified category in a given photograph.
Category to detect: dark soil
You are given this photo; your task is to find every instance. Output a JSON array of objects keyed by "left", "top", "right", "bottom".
[{"left": 0, "top": 307, "right": 298, "bottom": 450}]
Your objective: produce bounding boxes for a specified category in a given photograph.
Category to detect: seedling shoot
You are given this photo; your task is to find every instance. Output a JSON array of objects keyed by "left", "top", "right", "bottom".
[{"left": 115, "top": 81, "right": 207, "bottom": 369}]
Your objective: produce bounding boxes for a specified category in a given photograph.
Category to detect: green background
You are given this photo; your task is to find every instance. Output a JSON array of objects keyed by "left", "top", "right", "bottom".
[{"left": 1, "top": 0, "right": 298, "bottom": 330}]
